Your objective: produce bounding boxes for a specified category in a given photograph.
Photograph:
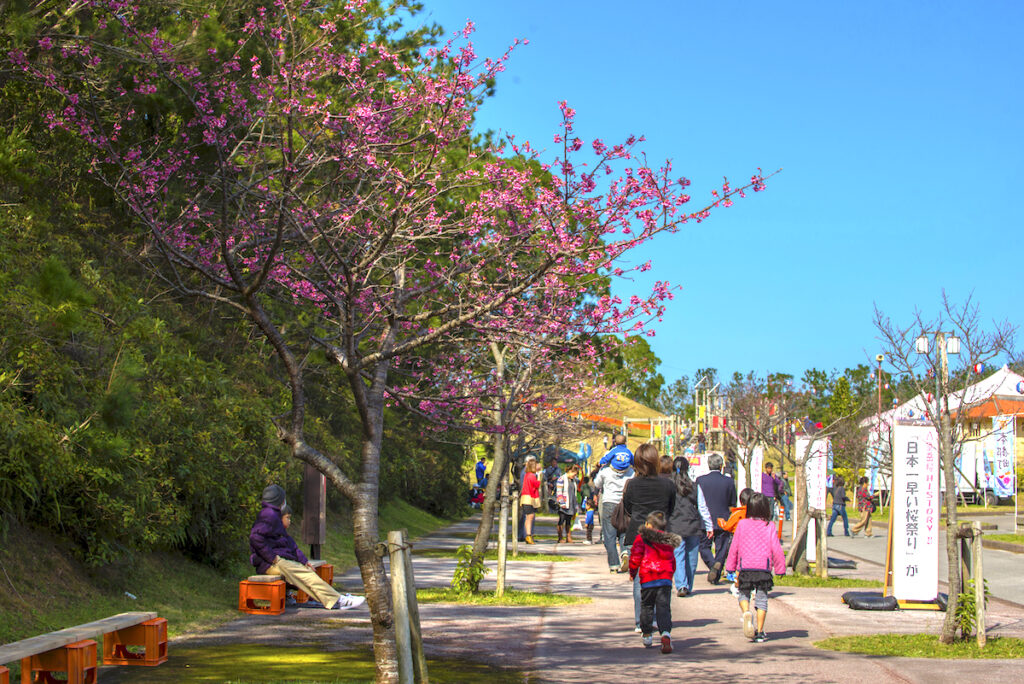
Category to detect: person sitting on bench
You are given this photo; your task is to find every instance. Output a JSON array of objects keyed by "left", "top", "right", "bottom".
[{"left": 249, "top": 484, "right": 365, "bottom": 610}]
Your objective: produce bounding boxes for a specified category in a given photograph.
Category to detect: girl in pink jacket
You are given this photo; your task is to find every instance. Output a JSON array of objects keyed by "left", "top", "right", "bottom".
[{"left": 725, "top": 492, "right": 786, "bottom": 643}]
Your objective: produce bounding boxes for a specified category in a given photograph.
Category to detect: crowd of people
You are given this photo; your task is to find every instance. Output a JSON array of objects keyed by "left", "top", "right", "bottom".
[
  {"left": 247, "top": 437, "right": 875, "bottom": 650},
  {"left": 509, "top": 437, "right": 796, "bottom": 652}
]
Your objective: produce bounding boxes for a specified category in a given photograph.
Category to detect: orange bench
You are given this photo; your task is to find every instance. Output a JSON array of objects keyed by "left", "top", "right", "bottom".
[
  {"left": 0, "top": 611, "right": 166, "bottom": 683},
  {"left": 238, "top": 575, "right": 286, "bottom": 615},
  {"left": 239, "top": 561, "right": 335, "bottom": 613},
  {"left": 294, "top": 560, "right": 334, "bottom": 604}
]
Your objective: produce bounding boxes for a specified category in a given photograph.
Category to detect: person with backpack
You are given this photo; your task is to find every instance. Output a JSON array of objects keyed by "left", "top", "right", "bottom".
[{"left": 850, "top": 476, "right": 874, "bottom": 537}]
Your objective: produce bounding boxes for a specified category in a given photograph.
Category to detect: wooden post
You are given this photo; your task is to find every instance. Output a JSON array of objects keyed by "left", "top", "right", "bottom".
[
  {"left": 302, "top": 464, "right": 327, "bottom": 560},
  {"left": 399, "top": 529, "right": 428, "bottom": 684},
  {"left": 959, "top": 522, "right": 972, "bottom": 591},
  {"left": 387, "top": 530, "right": 414, "bottom": 684},
  {"left": 496, "top": 479, "right": 510, "bottom": 597},
  {"left": 820, "top": 515, "right": 828, "bottom": 579},
  {"left": 511, "top": 490, "right": 520, "bottom": 558},
  {"left": 972, "top": 521, "right": 986, "bottom": 648}
]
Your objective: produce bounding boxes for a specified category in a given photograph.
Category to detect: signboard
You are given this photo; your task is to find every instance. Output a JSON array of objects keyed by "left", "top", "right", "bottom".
[
  {"left": 990, "top": 416, "right": 1016, "bottom": 498},
  {"left": 688, "top": 453, "right": 710, "bottom": 479},
  {"left": 797, "top": 437, "right": 828, "bottom": 562},
  {"left": 892, "top": 422, "right": 939, "bottom": 602}
]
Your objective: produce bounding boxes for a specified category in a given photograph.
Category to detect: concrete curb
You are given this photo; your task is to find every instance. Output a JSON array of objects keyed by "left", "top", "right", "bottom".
[{"left": 982, "top": 538, "right": 1024, "bottom": 554}]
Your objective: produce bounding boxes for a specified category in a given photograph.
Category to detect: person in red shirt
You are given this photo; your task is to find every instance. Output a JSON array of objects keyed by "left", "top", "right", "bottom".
[
  {"left": 628, "top": 510, "right": 681, "bottom": 654},
  {"left": 520, "top": 458, "right": 541, "bottom": 544}
]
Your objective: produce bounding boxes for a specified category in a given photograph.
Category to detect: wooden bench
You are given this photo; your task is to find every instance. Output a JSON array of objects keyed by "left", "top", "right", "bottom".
[{"left": 0, "top": 611, "right": 166, "bottom": 683}]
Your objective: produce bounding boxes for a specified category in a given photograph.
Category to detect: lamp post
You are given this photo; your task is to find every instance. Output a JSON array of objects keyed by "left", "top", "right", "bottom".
[{"left": 916, "top": 330, "right": 964, "bottom": 613}]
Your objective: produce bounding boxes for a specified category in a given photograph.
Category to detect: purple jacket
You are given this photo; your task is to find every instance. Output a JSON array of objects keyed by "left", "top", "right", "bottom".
[
  {"left": 249, "top": 502, "right": 308, "bottom": 573},
  {"left": 761, "top": 472, "right": 780, "bottom": 498}
]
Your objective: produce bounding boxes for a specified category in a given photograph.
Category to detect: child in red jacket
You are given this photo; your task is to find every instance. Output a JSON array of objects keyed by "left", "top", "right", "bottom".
[{"left": 629, "top": 511, "right": 681, "bottom": 654}]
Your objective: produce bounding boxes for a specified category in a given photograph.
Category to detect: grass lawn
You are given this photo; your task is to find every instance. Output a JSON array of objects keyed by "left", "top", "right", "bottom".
[
  {"left": 987, "top": 533, "right": 1024, "bottom": 545},
  {"left": 816, "top": 634, "right": 1024, "bottom": 658},
  {"left": 98, "top": 644, "right": 535, "bottom": 683},
  {"left": 413, "top": 549, "right": 575, "bottom": 562},
  {"left": 774, "top": 574, "right": 883, "bottom": 588},
  {"left": 416, "top": 587, "right": 590, "bottom": 606},
  {"left": 321, "top": 499, "right": 452, "bottom": 579}
]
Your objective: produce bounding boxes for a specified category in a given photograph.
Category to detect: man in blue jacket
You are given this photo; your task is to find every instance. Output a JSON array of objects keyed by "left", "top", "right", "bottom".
[
  {"left": 249, "top": 484, "right": 365, "bottom": 610},
  {"left": 695, "top": 454, "right": 737, "bottom": 584}
]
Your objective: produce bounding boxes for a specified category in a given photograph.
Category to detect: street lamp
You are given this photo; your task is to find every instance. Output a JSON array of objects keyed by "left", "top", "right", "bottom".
[{"left": 915, "top": 332, "right": 960, "bottom": 403}]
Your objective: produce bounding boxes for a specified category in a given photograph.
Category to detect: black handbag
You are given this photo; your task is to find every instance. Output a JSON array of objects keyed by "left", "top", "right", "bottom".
[{"left": 610, "top": 481, "right": 630, "bottom": 533}]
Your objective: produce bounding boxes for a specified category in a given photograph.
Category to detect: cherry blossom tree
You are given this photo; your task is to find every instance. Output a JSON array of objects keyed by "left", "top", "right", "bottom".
[{"left": 13, "top": 1, "right": 770, "bottom": 678}]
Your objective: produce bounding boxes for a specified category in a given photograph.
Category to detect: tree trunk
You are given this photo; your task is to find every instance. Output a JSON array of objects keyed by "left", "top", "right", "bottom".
[
  {"left": 786, "top": 512, "right": 812, "bottom": 574},
  {"left": 939, "top": 409, "right": 962, "bottom": 643},
  {"left": 471, "top": 430, "right": 508, "bottom": 567},
  {"left": 353, "top": 493, "right": 398, "bottom": 683},
  {"left": 353, "top": 369, "right": 399, "bottom": 682},
  {"left": 786, "top": 446, "right": 812, "bottom": 574}
]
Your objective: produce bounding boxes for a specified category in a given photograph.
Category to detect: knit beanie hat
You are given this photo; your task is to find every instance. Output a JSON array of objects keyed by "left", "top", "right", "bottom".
[
  {"left": 261, "top": 484, "right": 286, "bottom": 508},
  {"left": 281, "top": 503, "right": 292, "bottom": 516}
]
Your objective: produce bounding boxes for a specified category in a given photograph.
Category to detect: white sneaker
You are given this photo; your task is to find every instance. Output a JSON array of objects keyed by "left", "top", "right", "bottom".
[
  {"left": 742, "top": 610, "right": 755, "bottom": 639},
  {"left": 642, "top": 633, "right": 653, "bottom": 648},
  {"left": 634, "top": 625, "right": 643, "bottom": 633},
  {"left": 331, "top": 594, "right": 367, "bottom": 610}
]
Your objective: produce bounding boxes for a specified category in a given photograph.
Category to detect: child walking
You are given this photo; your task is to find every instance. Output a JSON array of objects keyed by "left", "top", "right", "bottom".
[
  {"left": 717, "top": 487, "right": 753, "bottom": 595},
  {"left": 725, "top": 492, "right": 785, "bottom": 643},
  {"left": 628, "top": 511, "right": 681, "bottom": 654}
]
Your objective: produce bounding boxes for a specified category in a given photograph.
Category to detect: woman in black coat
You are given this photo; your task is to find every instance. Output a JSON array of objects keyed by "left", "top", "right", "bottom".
[
  {"left": 622, "top": 443, "right": 676, "bottom": 630},
  {"left": 667, "top": 456, "right": 704, "bottom": 596}
]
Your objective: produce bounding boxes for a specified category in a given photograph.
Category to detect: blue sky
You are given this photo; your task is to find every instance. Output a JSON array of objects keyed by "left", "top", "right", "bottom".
[{"left": 418, "top": 1, "right": 1023, "bottom": 384}]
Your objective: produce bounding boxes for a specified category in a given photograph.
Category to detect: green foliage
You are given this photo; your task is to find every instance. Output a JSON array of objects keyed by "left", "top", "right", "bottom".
[
  {"left": 655, "top": 375, "right": 691, "bottom": 416},
  {"left": 955, "top": 578, "right": 989, "bottom": 639},
  {"left": 600, "top": 337, "right": 665, "bottom": 407},
  {"left": 450, "top": 544, "right": 489, "bottom": 594}
]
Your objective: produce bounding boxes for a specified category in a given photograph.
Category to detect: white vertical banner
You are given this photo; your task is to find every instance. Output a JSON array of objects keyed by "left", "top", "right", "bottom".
[
  {"left": 737, "top": 445, "right": 767, "bottom": 492},
  {"left": 798, "top": 437, "right": 828, "bottom": 562},
  {"left": 736, "top": 446, "right": 747, "bottom": 490},
  {"left": 991, "top": 416, "right": 1016, "bottom": 498},
  {"left": 892, "top": 422, "right": 939, "bottom": 601},
  {"left": 751, "top": 445, "right": 764, "bottom": 492}
]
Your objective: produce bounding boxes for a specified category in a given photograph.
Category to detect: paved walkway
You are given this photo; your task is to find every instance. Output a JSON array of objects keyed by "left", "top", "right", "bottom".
[{"left": 168, "top": 514, "right": 1024, "bottom": 683}]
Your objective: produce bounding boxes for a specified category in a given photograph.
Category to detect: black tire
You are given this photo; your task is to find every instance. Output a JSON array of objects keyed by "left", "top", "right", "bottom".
[{"left": 984, "top": 490, "right": 998, "bottom": 507}]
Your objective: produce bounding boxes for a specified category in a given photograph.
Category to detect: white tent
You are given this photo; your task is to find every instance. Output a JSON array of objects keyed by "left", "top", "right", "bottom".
[
  {"left": 860, "top": 365, "right": 1024, "bottom": 430},
  {"left": 862, "top": 365, "right": 1024, "bottom": 499}
]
